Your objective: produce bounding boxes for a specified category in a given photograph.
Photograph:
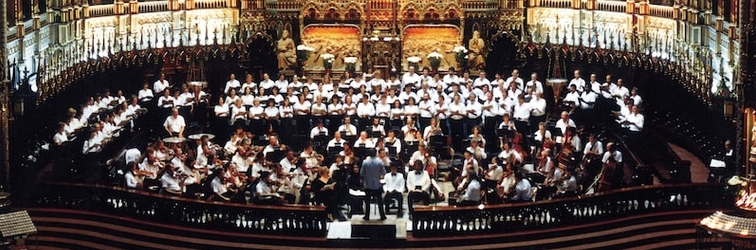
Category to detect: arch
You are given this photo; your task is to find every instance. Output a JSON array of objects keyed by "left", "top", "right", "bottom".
[
  {"left": 443, "top": 5, "right": 461, "bottom": 20},
  {"left": 401, "top": 3, "right": 420, "bottom": 20},
  {"left": 301, "top": 3, "right": 320, "bottom": 20},
  {"left": 322, "top": 3, "right": 340, "bottom": 20},
  {"left": 245, "top": 33, "right": 278, "bottom": 82},
  {"left": 345, "top": 7, "right": 361, "bottom": 21},
  {"left": 423, "top": 8, "right": 441, "bottom": 20},
  {"left": 343, "top": 2, "right": 364, "bottom": 21}
]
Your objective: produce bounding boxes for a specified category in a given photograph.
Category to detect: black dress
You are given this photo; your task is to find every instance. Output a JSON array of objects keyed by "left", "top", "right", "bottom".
[{"left": 311, "top": 177, "right": 346, "bottom": 221}]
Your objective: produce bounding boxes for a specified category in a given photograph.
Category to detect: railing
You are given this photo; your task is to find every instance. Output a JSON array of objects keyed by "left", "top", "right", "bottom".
[
  {"left": 650, "top": 5, "right": 674, "bottom": 19},
  {"left": 265, "top": 0, "right": 300, "bottom": 11},
  {"left": 138, "top": 1, "right": 169, "bottom": 13},
  {"left": 462, "top": 0, "right": 499, "bottom": 10},
  {"left": 195, "top": 0, "right": 228, "bottom": 9},
  {"left": 88, "top": 5, "right": 114, "bottom": 18},
  {"left": 539, "top": 0, "right": 572, "bottom": 9},
  {"left": 31, "top": 182, "right": 329, "bottom": 237},
  {"left": 412, "top": 183, "right": 730, "bottom": 237},
  {"left": 596, "top": 0, "right": 626, "bottom": 13}
]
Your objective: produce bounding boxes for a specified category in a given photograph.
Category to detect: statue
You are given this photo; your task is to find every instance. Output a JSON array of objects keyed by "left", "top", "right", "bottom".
[
  {"left": 276, "top": 29, "right": 297, "bottom": 70},
  {"left": 468, "top": 30, "right": 486, "bottom": 70}
]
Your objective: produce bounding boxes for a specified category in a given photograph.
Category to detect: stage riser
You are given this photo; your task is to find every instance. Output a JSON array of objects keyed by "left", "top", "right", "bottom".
[{"left": 28, "top": 208, "right": 726, "bottom": 249}]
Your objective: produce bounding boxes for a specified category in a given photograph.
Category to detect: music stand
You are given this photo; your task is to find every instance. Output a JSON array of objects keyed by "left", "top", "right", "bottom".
[
  {"left": 549, "top": 127, "right": 564, "bottom": 142},
  {"left": 354, "top": 146, "right": 372, "bottom": 159},
  {"left": 343, "top": 135, "right": 357, "bottom": 146},
  {"left": 266, "top": 149, "right": 286, "bottom": 163},
  {"left": 497, "top": 128, "right": 514, "bottom": 139},
  {"left": 368, "top": 129, "right": 382, "bottom": 139},
  {"left": 328, "top": 146, "right": 343, "bottom": 157},
  {"left": 429, "top": 135, "right": 447, "bottom": 148},
  {"left": 387, "top": 146, "right": 398, "bottom": 159}
]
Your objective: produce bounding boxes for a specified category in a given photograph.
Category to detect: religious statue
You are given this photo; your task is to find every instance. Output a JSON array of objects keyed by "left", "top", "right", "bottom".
[
  {"left": 276, "top": 30, "right": 297, "bottom": 70},
  {"left": 468, "top": 30, "right": 486, "bottom": 70}
]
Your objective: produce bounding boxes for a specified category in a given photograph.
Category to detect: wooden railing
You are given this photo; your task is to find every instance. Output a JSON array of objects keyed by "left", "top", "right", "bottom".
[
  {"left": 538, "top": 0, "right": 572, "bottom": 9},
  {"left": 649, "top": 5, "right": 674, "bottom": 19},
  {"left": 138, "top": 1, "right": 169, "bottom": 13},
  {"left": 265, "top": 0, "right": 300, "bottom": 11},
  {"left": 30, "top": 182, "right": 329, "bottom": 237},
  {"left": 88, "top": 5, "right": 114, "bottom": 18},
  {"left": 412, "top": 183, "right": 730, "bottom": 237},
  {"left": 596, "top": 0, "right": 626, "bottom": 13},
  {"left": 195, "top": 0, "right": 228, "bottom": 9}
]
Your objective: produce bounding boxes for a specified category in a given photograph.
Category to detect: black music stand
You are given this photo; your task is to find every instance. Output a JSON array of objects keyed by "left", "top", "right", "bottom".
[
  {"left": 497, "top": 128, "right": 515, "bottom": 140},
  {"left": 266, "top": 149, "right": 286, "bottom": 163},
  {"left": 354, "top": 146, "right": 373, "bottom": 160}
]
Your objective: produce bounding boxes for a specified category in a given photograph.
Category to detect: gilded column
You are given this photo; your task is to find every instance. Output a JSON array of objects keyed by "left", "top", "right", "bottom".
[{"left": 0, "top": 0, "right": 12, "bottom": 203}]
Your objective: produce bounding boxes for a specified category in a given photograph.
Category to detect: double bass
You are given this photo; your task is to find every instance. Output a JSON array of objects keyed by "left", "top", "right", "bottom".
[{"left": 597, "top": 151, "right": 617, "bottom": 192}]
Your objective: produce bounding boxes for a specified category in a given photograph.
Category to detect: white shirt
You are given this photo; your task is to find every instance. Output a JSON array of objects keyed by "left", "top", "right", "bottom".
[
  {"left": 579, "top": 91, "right": 597, "bottom": 109},
  {"left": 224, "top": 79, "right": 241, "bottom": 94},
  {"left": 584, "top": 140, "right": 604, "bottom": 156},
  {"left": 154, "top": 80, "right": 170, "bottom": 94},
  {"left": 626, "top": 112, "right": 644, "bottom": 132},
  {"left": 512, "top": 102, "right": 532, "bottom": 121},
  {"left": 231, "top": 105, "right": 247, "bottom": 121},
  {"left": 357, "top": 102, "right": 376, "bottom": 118},
  {"left": 555, "top": 118, "right": 576, "bottom": 135},
  {"left": 407, "top": 170, "right": 431, "bottom": 193},
  {"left": 602, "top": 150, "right": 623, "bottom": 164},
  {"left": 53, "top": 131, "right": 68, "bottom": 146},
  {"left": 564, "top": 91, "right": 580, "bottom": 105},
  {"left": 354, "top": 137, "right": 376, "bottom": 148},
  {"left": 338, "top": 124, "right": 358, "bottom": 136},
  {"left": 310, "top": 126, "right": 329, "bottom": 139},
  {"left": 163, "top": 115, "right": 186, "bottom": 133},
  {"left": 161, "top": 174, "right": 182, "bottom": 193},
  {"left": 533, "top": 129, "right": 552, "bottom": 142},
  {"left": 384, "top": 172, "right": 405, "bottom": 193},
  {"left": 481, "top": 99, "right": 500, "bottom": 117},
  {"left": 473, "top": 77, "right": 491, "bottom": 89},
  {"left": 569, "top": 77, "right": 586, "bottom": 93},
  {"left": 466, "top": 101, "right": 482, "bottom": 119},
  {"left": 449, "top": 102, "right": 466, "bottom": 120},
  {"left": 443, "top": 74, "right": 459, "bottom": 85},
  {"left": 529, "top": 97, "right": 547, "bottom": 117},
  {"left": 375, "top": 102, "right": 391, "bottom": 118},
  {"left": 418, "top": 100, "right": 435, "bottom": 118},
  {"left": 526, "top": 80, "right": 544, "bottom": 94},
  {"left": 138, "top": 89, "right": 154, "bottom": 101},
  {"left": 505, "top": 76, "right": 525, "bottom": 90}
]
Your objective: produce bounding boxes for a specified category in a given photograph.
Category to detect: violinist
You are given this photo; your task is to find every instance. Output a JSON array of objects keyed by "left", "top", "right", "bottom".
[
  {"left": 231, "top": 139, "right": 254, "bottom": 175},
  {"left": 248, "top": 152, "right": 270, "bottom": 182},
  {"left": 253, "top": 171, "right": 284, "bottom": 206},
  {"left": 457, "top": 171, "right": 482, "bottom": 207},
  {"left": 138, "top": 147, "right": 164, "bottom": 190},
  {"left": 301, "top": 143, "right": 324, "bottom": 169},
  {"left": 466, "top": 139, "right": 487, "bottom": 161},
  {"left": 271, "top": 163, "right": 297, "bottom": 204},
  {"left": 160, "top": 162, "right": 184, "bottom": 196},
  {"left": 124, "top": 161, "right": 148, "bottom": 189},
  {"left": 210, "top": 164, "right": 245, "bottom": 203}
]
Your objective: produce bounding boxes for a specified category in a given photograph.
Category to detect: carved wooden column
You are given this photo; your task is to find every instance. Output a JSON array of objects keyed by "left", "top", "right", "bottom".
[{"left": 0, "top": 0, "right": 12, "bottom": 206}]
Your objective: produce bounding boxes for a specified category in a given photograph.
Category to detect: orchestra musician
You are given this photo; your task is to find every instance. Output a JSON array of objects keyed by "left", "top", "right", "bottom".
[
  {"left": 598, "top": 142, "right": 623, "bottom": 192},
  {"left": 253, "top": 171, "right": 284, "bottom": 206}
]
